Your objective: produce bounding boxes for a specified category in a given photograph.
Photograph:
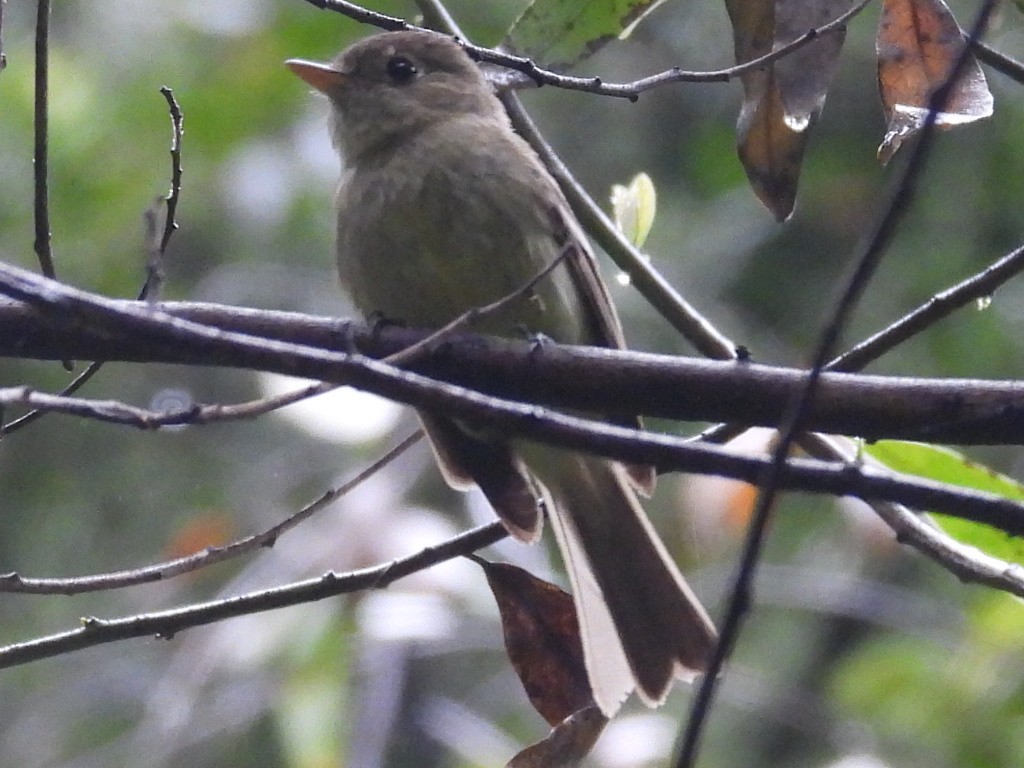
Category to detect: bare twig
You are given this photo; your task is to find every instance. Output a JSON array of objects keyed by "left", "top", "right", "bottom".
[
  {"left": 33, "top": 0, "right": 55, "bottom": 280},
  {"left": 1, "top": 361, "right": 104, "bottom": 434},
  {"left": 31, "top": 0, "right": 71, "bottom": 375},
  {"left": 157, "top": 87, "right": 184, "bottom": 256},
  {"left": 487, "top": 0, "right": 872, "bottom": 99},
  {"left": 832, "top": 241, "right": 1024, "bottom": 372},
  {"left": 312, "top": 0, "right": 873, "bottom": 101},
  {"left": 870, "top": 499, "right": 1024, "bottom": 591},
  {"left": 141, "top": 88, "right": 184, "bottom": 303},
  {"left": 301, "top": 0, "right": 409, "bottom": 31},
  {"left": 0, "top": 430, "right": 422, "bottom": 594},
  {"left": 0, "top": 381, "right": 337, "bottom": 430},
  {"left": 142, "top": 200, "right": 169, "bottom": 302},
  {"left": 0, "top": 519, "right": 508, "bottom": 668}
]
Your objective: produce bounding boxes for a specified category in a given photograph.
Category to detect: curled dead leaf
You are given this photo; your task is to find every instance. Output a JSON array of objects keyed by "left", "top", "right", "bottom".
[
  {"left": 505, "top": 705, "right": 608, "bottom": 768},
  {"left": 876, "top": 0, "right": 993, "bottom": 163},
  {"left": 727, "top": 0, "right": 856, "bottom": 219},
  {"left": 475, "top": 558, "right": 595, "bottom": 725}
]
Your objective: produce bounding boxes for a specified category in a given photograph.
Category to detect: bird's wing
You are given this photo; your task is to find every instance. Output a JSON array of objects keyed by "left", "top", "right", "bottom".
[
  {"left": 547, "top": 196, "right": 657, "bottom": 495},
  {"left": 553, "top": 203, "right": 629, "bottom": 352}
]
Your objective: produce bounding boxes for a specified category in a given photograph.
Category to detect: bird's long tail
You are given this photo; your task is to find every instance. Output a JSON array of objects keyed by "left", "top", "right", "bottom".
[{"left": 531, "top": 451, "right": 717, "bottom": 715}]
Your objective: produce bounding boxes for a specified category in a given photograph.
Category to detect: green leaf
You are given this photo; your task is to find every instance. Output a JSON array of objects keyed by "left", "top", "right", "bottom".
[
  {"left": 505, "top": 0, "right": 669, "bottom": 68},
  {"left": 866, "top": 441, "right": 1024, "bottom": 563},
  {"left": 610, "top": 172, "right": 657, "bottom": 248}
]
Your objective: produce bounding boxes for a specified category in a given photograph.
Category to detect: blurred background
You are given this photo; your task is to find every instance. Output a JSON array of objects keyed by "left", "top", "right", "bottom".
[{"left": 2, "top": 1, "right": 1024, "bottom": 766}]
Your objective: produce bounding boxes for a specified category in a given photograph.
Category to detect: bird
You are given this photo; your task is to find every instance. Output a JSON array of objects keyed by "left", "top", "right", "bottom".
[{"left": 287, "top": 29, "right": 716, "bottom": 716}]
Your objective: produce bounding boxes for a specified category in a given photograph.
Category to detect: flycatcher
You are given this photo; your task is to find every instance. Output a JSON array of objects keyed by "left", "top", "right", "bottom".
[{"left": 287, "top": 30, "right": 716, "bottom": 716}]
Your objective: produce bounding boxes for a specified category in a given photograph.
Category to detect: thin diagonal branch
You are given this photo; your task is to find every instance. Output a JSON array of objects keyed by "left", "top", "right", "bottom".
[
  {"left": 311, "top": 0, "right": 873, "bottom": 101},
  {"left": 384, "top": 246, "right": 572, "bottom": 367},
  {"left": 501, "top": 94, "right": 738, "bottom": 360},
  {"left": 0, "top": 381, "right": 334, "bottom": 430},
  {"left": 699, "top": 238, "right": 1024, "bottom": 457},
  {"left": 0, "top": 431, "right": 422, "bottom": 594},
  {"left": 831, "top": 241, "right": 1024, "bottom": 372},
  {"left": 2, "top": 362, "right": 101, "bottom": 435},
  {"left": 0, "top": 520, "right": 508, "bottom": 668}
]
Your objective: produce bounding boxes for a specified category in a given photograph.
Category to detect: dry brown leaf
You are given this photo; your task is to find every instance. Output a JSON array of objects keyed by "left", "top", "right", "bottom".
[
  {"left": 505, "top": 705, "right": 608, "bottom": 768},
  {"left": 727, "top": 0, "right": 854, "bottom": 220},
  {"left": 735, "top": 68, "right": 807, "bottom": 222},
  {"left": 876, "top": 0, "right": 993, "bottom": 163},
  {"left": 476, "top": 559, "right": 594, "bottom": 726}
]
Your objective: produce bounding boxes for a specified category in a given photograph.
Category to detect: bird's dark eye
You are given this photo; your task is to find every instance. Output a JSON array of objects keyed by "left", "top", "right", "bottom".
[{"left": 385, "top": 56, "right": 418, "bottom": 84}]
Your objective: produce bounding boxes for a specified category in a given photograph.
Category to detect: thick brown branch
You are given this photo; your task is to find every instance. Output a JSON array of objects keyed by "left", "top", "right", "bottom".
[
  {"left": 3, "top": 283, "right": 1024, "bottom": 444},
  {"left": 4, "top": 266, "right": 1024, "bottom": 539}
]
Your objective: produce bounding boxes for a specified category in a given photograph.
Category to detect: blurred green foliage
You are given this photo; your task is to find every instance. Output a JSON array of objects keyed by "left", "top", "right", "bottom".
[{"left": 2, "top": 1, "right": 1024, "bottom": 767}]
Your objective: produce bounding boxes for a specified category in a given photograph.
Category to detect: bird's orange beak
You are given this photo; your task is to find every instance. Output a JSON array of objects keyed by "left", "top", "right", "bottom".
[{"left": 286, "top": 59, "right": 345, "bottom": 94}]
